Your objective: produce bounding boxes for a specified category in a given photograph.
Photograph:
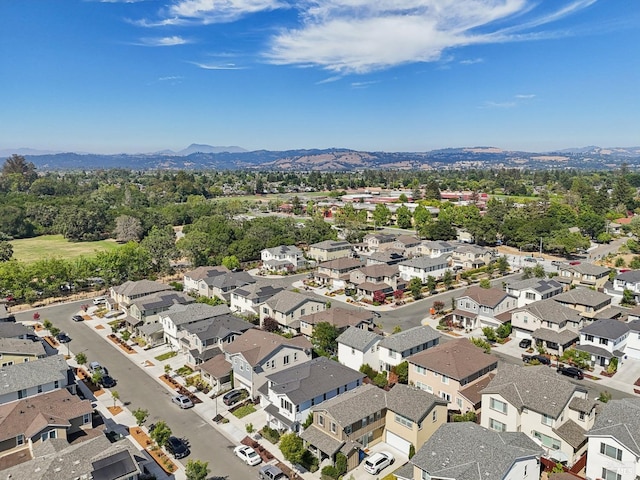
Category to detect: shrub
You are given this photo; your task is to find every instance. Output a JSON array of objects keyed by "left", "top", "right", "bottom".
[
  {"left": 482, "top": 327, "right": 497, "bottom": 342},
  {"left": 496, "top": 322, "right": 512, "bottom": 339},
  {"left": 408, "top": 444, "right": 415, "bottom": 459},
  {"left": 321, "top": 465, "right": 340, "bottom": 480},
  {"left": 261, "top": 425, "right": 281, "bottom": 443},
  {"left": 335, "top": 452, "right": 347, "bottom": 475},
  {"left": 470, "top": 337, "right": 491, "bottom": 353},
  {"left": 373, "top": 371, "right": 388, "bottom": 388},
  {"left": 452, "top": 411, "right": 477, "bottom": 422}
]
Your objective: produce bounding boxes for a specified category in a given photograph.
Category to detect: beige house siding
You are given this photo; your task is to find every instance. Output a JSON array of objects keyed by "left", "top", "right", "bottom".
[
  {"left": 0, "top": 353, "right": 40, "bottom": 365},
  {"left": 384, "top": 403, "right": 446, "bottom": 453}
]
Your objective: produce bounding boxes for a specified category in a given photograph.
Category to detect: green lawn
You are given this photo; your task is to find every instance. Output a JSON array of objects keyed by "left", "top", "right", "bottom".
[
  {"left": 232, "top": 404, "right": 256, "bottom": 419},
  {"left": 11, "top": 235, "right": 119, "bottom": 263}
]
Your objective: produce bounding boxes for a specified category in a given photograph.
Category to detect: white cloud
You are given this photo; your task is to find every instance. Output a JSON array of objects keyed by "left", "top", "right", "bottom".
[
  {"left": 481, "top": 101, "right": 517, "bottom": 109},
  {"left": 158, "top": 76, "right": 184, "bottom": 81},
  {"left": 190, "top": 62, "right": 246, "bottom": 70},
  {"left": 515, "top": 94, "right": 536, "bottom": 99},
  {"left": 351, "top": 80, "right": 379, "bottom": 88},
  {"left": 137, "top": 36, "right": 190, "bottom": 46},
  {"left": 460, "top": 58, "right": 484, "bottom": 65}
]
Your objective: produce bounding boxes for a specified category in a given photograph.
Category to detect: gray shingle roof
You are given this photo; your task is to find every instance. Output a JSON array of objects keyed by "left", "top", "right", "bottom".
[
  {"left": 615, "top": 270, "right": 640, "bottom": 283},
  {"left": 514, "top": 298, "right": 583, "bottom": 324},
  {"left": 0, "top": 322, "right": 32, "bottom": 338},
  {"left": 0, "top": 354, "right": 69, "bottom": 396},
  {"left": 531, "top": 328, "right": 579, "bottom": 345},
  {"left": 300, "top": 425, "right": 345, "bottom": 456},
  {"left": 183, "top": 313, "right": 252, "bottom": 340},
  {"left": 482, "top": 364, "right": 581, "bottom": 418},
  {"left": 161, "top": 302, "right": 231, "bottom": 326},
  {"left": 264, "top": 245, "right": 303, "bottom": 256},
  {"left": 336, "top": 326, "right": 382, "bottom": 351},
  {"left": 318, "top": 257, "right": 364, "bottom": 271},
  {"left": 184, "top": 265, "right": 228, "bottom": 281},
  {"left": 411, "top": 423, "right": 543, "bottom": 480},
  {"left": 233, "top": 282, "right": 285, "bottom": 301},
  {"left": 458, "top": 285, "right": 514, "bottom": 308},
  {"left": 313, "top": 383, "right": 387, "bottom": 427},
  {"left": 265, "top": 290, "right": 325, "bottom": 314},
  {"left": 299, "top": 308, "right": 373, "bottom": 328},
  {"left": 587, "top": 397, "right": 640, "bottom": 456},
  {"left": 0, "top": 337, "right": 46, "bottom": 356},
  {"left": 265, "top": 357, "right": 365, "bottom": 405},
  {"left": 310, "top": 240, "right": 352, "bottom": 250},
  {"left": 202, "top": 270, "right": 256, "bottom": 289},
  {"left": 131, "top": 291, "right": 194, "bottom": 311},
  {"left": 385, "top": 383, "right": 447, "bottom": 423},
  {"left": 553, "top": 419, "right": 587, "bottom": 449},
  {"left": 506, "top": 277, "right": 563, "bottom": 295},
  {"left": 553, "top": 288, "right": 612, "bottom": 308},
  {"left": 111, "top": 279, "right": 172, "bottom": 298},
  {"left": 399, "top": 255, "right": 449, "bottom": 269},
  {"left": 225, "top": 329, "right": 311, "bottom": 366},
  {"left": 580, "top": 318, "right": 630, "bottom": 339},
  {"left": 560, "top": 262, "right": 610, "bottom": 276},
  {"left": 379, "top": 325, "right": 440, "bottom": 352}
]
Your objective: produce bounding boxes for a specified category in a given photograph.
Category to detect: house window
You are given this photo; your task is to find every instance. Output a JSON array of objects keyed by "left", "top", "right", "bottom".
[
  {"left": 83, "top": 413, "right": 91, "bottom": 424},
  {"left": 585, "top": 334, "right": 594, "bottom": 342},
  {"left": 40, "top": 430, "right": 57, "bottom": 442},
  {"left": 541, "top": 414, "right": 553, "bottom": 426},
  {"left": 318, "top": 415, "right": 324, "bottom": 427},
  {"left": 601, "top": 468, "right": 622, "bottom": 480},
  {"left": 600, "top": 443, "right": 623, "bottom": 461},
  {"left": 17, "top": 389, "right": 27, "bottom": 399},
  {"left": 456, "top": 398, "right": 463, "bottom": 408},
  {"left": 421, "top": 471, "right": 432, "bottom": 480},
  {"left": 395, "top": 413, "right": 413, "bottom": 428},
  {"left": 599, "top": 338, "right": 609, "bottom": 346},
  {"left": 54, "top": 380, "right": 60, "bottom": 388},
  {"left": 432, "top": 410, "right": 437, "bottom": 423},
  {"left": 283, "top": 355, "right": 290, "bottom": 365},
  {"left": 330, "top": 422, "right": 337, "bottom": 434},
  {"left": 579, "top": 411, "right": 586, "bottom": 421},
  {"left": 490, "top": 398, "right": 507, "bottom": 414},
  {"left": 37, "top": 385, "right": 43, "bottom": 393},
  {"left": 414, "top": 365, "right": 426, "bottom": 375},
  {"left": 533, "top": 431, "right": 561, "bottom": 449},
  {"left": 294, "top": 352, "right": 297, "bottom": 361},
  {"left": 440, "top": 392, "right": 451, "bottom": 402},
  {"left": 16, "top": 434, "right": 24, "bottom": 446},
  {"left": 388, "top": 350, "right": 396, "bottom": 359},
  {"left": 352, "top": 347, "right": 355, "bottom": 354},
  {"left": 489, "top": 418, "right": 506, "bottom": 432},
  {"left": 301, "top": 309, "right": 305, "bottom": 316},
  {"left": 441, "top": 375, "right": 449, "bottom": 384},
  {"left": 362, "top": 416, "right": 368, "bottom": 427},
  {"left": 345, "top": 425, "right": 352, "bottom": 435},
  {"left": 280, "top": 398, "right": 293, "bottom": 413}
]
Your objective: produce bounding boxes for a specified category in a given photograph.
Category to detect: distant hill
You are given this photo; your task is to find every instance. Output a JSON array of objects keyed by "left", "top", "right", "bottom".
[{"left": 4, "top": 144, "right": 640, "bottom": 171}]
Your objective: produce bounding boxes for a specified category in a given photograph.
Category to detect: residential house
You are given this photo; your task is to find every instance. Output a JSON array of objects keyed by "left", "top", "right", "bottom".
[
  {"left": 450, "top": 286, "right": 517, "bottom": 330},
  {"left": 366, "top": 249, "right": 406, "bottom": 266},
  {"left": 349, "top": 264, "right": 404, "bottom": 300},
  {"left": 160, "top": 303, "right": 232, "bottom": 348},
  {"left": 183, "top": 265, "right": 229, "bottom": 293},
  {"left": 224, "top": 329, "right": 312, "bottom": 398},
  {"left": 199, "top": 354, "right": 232, "bottom": 395},
  {"left": 314, "top": 257, "right": 363, "bottom": 287},
  {"left": 585, "top": 398, "right": 640, "bottom": 480},
  {"left": 0, "top": 304, "right": 15, "bottom": 322},
  {"left": 510, "top": 299, "right": 584, "bottom": 354},
  {"left": 259, "top": 290, "right": 326, "bottom": 332},
  {"left": 362, "top": 233, "right": 397, "bottom": 253},
  {"left": 179, "top": 313, "right": 253, "bottom": 366},
  {"left": 0, "top": 322, "right": 34, "bottom": 340},
  {"left": 626, "top": 319, "right": 640, "bottom": 359},
  {"left": 416, "top": 240, "right": 455, "bottom": 258},
  {"left": 261, "top": 245, "right": 305, "bottom": 273},
  {"left": 126, "top": 290, "right": 194, "bottom": 329},
  {"left": 109, "top": 279, "right": 172, "bottom": 309},
  {"left": 481, "top": 364, "right": 596, "bottom": 465},
  {"left": 398, "top": 255, "right": 451, "bottom": 283},
  {"left": 336, "top": 326, "right": 383, "bottom": 372},
  {"left": 0, "top": 337, "right": 46, "bottom": 365},
  {"left": 452, "top": 244, "right": 492, "bottom": 269},
  {"left": 195, "top": 269, "right": 256, "bottom": 302},
  {"left": 0, "top": 355, "right": 75, "bottom": 405},
  {"left": 378, "top": 325, "right": 441, "bottom": 372},
  {"left": 576, "top": 318, "right": 630, "bottom": 368},
  {"left": 230, "top": 282, "right": 285, "bottom": 315},
  {"left": 401, "top": 422, "right": 543, "bottom": 480},
  {"left": 298, "top": 308, "right": 374, "bottom": 339},
  {"left": 607, "top": 269, "right": 640, "bottom": 302},
  {"left": 407, "top": 338, "right": 498, "bottom": 412},
  {"left": 557, "top": 262, "right": 611, "bottom": 289},
  {"left": 261, "top": 356, "right": 365, "bottom": 433},
  {"left": 0, "top": 389, "right": 93, "bottom": 458},
  {"left": 553, "top": 288, "right": 612, "bottom": 318},
  {"left": 392, "top": 235, "right": 422, "bottom": 256},
  {"left": 505, "top": 277, "right": 564, "bottom": 308},
  {"left": 307, "top": 240, "right": 353, "bottom": 262}
]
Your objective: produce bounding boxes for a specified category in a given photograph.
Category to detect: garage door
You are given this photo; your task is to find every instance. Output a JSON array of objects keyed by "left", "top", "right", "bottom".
[{"left": 385, "top": 431, "right": 411, "bottom": 455}]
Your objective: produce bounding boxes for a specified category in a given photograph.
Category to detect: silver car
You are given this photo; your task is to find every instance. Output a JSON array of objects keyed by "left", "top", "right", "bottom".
[{"left": 171, "top": 394, "right": 194, "bottom": 409}]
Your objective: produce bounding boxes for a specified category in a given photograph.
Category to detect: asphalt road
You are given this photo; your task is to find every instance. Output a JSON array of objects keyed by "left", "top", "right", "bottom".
[{"left": 14, "top": 300, "right": 255, "bottom": 480}]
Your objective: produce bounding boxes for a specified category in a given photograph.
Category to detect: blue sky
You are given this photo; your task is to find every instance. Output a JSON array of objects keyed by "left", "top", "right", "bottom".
[{"left": 0, "top": 0, "right": 638, "bottom": 154}]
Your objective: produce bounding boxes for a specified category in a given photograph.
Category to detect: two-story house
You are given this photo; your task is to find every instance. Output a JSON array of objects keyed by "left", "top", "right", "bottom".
[
  {"left": 336, "top": 326, "right": 383, "bottom": 372},
  {"left": 230, "top": 282, "right": 285, "bottom": 315},
  {"left": 452, "top": 244, "right": 492, "bottom": 270},
  {"left": 408, "top": 338, "right": 498, "bottom": 412},
  {"left": 126, "top": 290, "right": 195, "bottom": 329},
  {"left": 552, "top": 288, "right": 612, "bottom": 319},
  {"left": 626, "top": 319, "right": 640, "bottom": 359},
  {"left": 183, "top": 265, "right": 229, "bottom": 294},
  {"left": 0, "top": 355, "right": 75, "bottom": 405},
  {"left": 0, "top": 337, "right": 46, "bottom": 366},
  {"left": 314, "top": 257, "right": 364, "bottom": 287},
  {"left": 557, "top": 262, "right": 611, "bottom": 290},
  {"left": 607, "top": 269, "right": 640, "bottom": 303},
  {"left": 378, "top": 325, "right": 440, "bottom": 372},
  {"left": 109, "top": 279, "right": 173, "bottom": 310},
  {"left": 349, "top": 264, "right": 404, "bottom": 300},
  {"left": 398, "top": 255, "right": 451, "bottom": 283},
  {"left": 416, "top": 240, "right": 455, "bottom": 258},
  {"left": 392, "top": 235, "right": 422, "bottom": 256},
  {"left": 362, "top": 233, "right": 397, "bottom": 253},
  {"left": 450, "top": 286, "right": 517, "bottom": 330},
  {"left": 260, "top": 290, "right": 326, "bottom": 332},
  {"left": 298, "top": 308, "right": 374, "bottom": 339},
  {"left": 307, "top": 240, "right": 354, "bottom": 262},
  {"left": 510, "top": 298, "right": 584, "bottom": 354},
  {"left": 576, "top": 318, "right": 630, "bottom": 368},
  {"left": 481, "top": 364, "right": 596, "bottom": 465},
  {"left": 160, "top": 303, "right": 232, "bottom": 348},
  {"left": 261, "top": 356, "right": 365, "bottom": 433},
  {"left": 0, "top": 322, "right": 34, "bottom": 341},
  {"left": 179, "top": 313, "right": 253, "bottom": 366},
  {"left": 365, "top": 249, "right": 406, "bottom": 266},
  {"left": 224, "top": 329, "right": 312, "bottom": 398},
  {"left": 261, "top": 245, "right": 305, "bottom": 273},
  {"left": 195, "top": 269, "right": 256, "bottom": 302},
  {"left": 401, "top": 422, "right": 543, "bottom": 480},
  {"left": 505, "top": 277, "right": 564, "bottom": 308},
  {"left": 585, "top": 397, "right": 640, "bottom": 480}
]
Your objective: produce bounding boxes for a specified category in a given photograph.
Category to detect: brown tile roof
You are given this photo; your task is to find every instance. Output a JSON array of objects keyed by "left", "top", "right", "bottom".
[
  {"left": 459, "top": 286, "right": 512, "bottom": 307},
  {"left": 408, "top": 338, "right": 498, "bottom": 380},
  {"left": 224, "top": 329, "right": 311, "bottom": 366},
  {"left": 318, "top": 257, "right": 363, "bottom": 271},
  {"left": 298, "top": 308, "right": 373, "bottom": 328},
  {"left": 0, "top": 389, "right": 93, "bottom": 442},
  {"left": 357, "top": 264, "right": 399, "bottom": 278}
]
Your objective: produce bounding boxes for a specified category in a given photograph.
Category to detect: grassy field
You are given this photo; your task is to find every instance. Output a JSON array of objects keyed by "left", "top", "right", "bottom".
[{"left": 11, "top": 235, "right": 120, "bottom": 263}]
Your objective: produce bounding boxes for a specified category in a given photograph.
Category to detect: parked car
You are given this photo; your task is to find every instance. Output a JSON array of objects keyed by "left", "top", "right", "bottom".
[
  {"left": 364, "top": 451, "right": 394, "bottom": 475},
  {"left": 523, "top": 257, "right": 537, "bottom": 263},
  {"left": 234, "top": 445, "right": 262, "bottom": 466},
  {"left": 523, "top": 354, "right": 551, "bottom": 365},
  {"left": 223, "top": 389, "right": 245, "bottom": 406},
  {"left": 72, "top": 314, "right": 84, "bottom": 322},
  {"left": 99, "top": 375, "right": 117, "bottom": 388},
  {"left": 557, "top": 365, "right": 584, "bottom": 379},
  {"left": 56, "top": 332, "right": 71, "bottom": 343},
  {"left": 258, "top": 465, "right": 288, "bottom": 480},
  {"left": 93, "top": 296, "right": 107, "bottom": 305},
  {"left": 172, "top": 394, "right": 194, "bottom": 409},
  {"left": 88, "top": 361, "right": 109, "bottom": 376},
  {"left": 166, "top": 436, "right": 190, "bottom": 459},
  {"left": 519, "top": 338, "right": 532, "bottom": 349}
]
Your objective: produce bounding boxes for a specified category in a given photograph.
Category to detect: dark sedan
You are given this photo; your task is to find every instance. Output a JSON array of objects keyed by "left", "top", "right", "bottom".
[
  {"left": 56, "top": 332, "right": 72, "bottom": 343},
  {"left": 72, "top": 315, "right": 84, "bottom": 322},
  {"left": 557, "top": 365, "right": 584, "bottom": 379},
  {"left": 166, "top": 436, "right": 190, "bottom": 459},
  {"left": 99, "top": 375, "right": 117, "bottom": 388}
]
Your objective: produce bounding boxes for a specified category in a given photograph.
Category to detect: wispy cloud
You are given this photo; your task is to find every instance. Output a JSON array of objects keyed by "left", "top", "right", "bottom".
[
  {"left": 351, "top": 80, "right": 379, "bottom": 88},
  {"left": 515, "top": 93, "right": 536, "bottom": 99},
  {"left": 316, "top": 76, "right": 342, "bottom": 85},
  {"left": 481, "top": 101, "right": 517, "bottom": 109},
  {"left": 460, "top": 58, "right": 484, "bottom": 65},
  {"left": 136, "top": 36, "right": 191, "bottom": 46},
  {"left": 190, "top": 61, "right": 246, "bottom": 70},
  {"left": 481, "top": 93, "right": 536, "bottom": 108}
]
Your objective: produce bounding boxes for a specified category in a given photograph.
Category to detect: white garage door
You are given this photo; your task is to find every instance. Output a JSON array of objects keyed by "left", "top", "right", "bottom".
[
  {"left": 385, "top": 431, "right": 411, "bottom": 455},
  {"left": 514, "top": 329, "right": 531, "bottom": 340}
]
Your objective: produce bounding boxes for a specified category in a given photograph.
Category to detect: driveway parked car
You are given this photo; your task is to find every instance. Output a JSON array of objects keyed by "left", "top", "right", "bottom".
[
  {"left": 56, "top": 332, "right": 71, "bottom": 343},
  {"left": 99, "top": 375, "right": 117, "bottom": 388},
  {"left": 557, "top": 365, "right": 584, "bottom": 379},
  {"left": 523, "top": 354, "right": 551, "bottom": 365},
  {"left": 88, "top": 361, "right": 108, "bottom": 375},
  {"left": 93, "top": 296, "right": 107, "bottom": 305},
  {"left": 223, "top": 389, "right": 245, "bottom": 406},
  {"left": 519, "top": 338, "right": 532, "bottom": 349},
  {"left": 364, "top": 451, "right": 394, "bottom": 475},
  {"left": 258, "top": 465, "right": 288, "bottom": 480},
  {"left": 233, "top": 445, "right": 262, "bottom": 466},
  {"left": 166, "top": 436, "right": 190, "bottom": 459},
  {"left": 172, "top": 394, "right": 194, "bottom": 409}
]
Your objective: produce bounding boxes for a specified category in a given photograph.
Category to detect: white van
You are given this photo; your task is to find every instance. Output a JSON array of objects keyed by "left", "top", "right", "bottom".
[{"left": 93, "top": 296, "right": 107, "bottom": 305}]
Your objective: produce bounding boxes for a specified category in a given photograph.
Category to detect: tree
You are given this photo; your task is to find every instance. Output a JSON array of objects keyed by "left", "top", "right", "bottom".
[
  {"left": 394, "top": 361, "right": 409, "bottom": 384},
  {"left": 393, "top": 289, "right": 404, "bottom": 302},
  {"left": 373, "top": 371, "right": 388, "bottom": 388},
  {"left": 113, "top": 215, "right": 143, "bottom": 243},
  {"left": 91, "top": 369, "right": 104, "bottom": 385},
  {"left": 373, "top": 290, "right": 386, "bottom": 304},
  {"left": 222, "top": 255, "right": 240, "bottom": 270},
  {"left": 622, "top": 289, "right": 636, "bottom": 306},
  {"left": 75, "top": 352, "right": 87, "bottom": 366},
  {"left": 442, "top": 270, "right": 454, "bottom": 289},
  {"left": 432, "top": 300, "right": 444, "bottom": 314},
  {"left": 311, "top": 322, "right": 340, "bottom": 357},
  {"left": 133, "top": 408, "right": 149, "bottom": 426},
  {"left": 479, "top": 278, "right": 491, "bottom": 289},
  {"left": 262, "top": 316, "right": 281, "bottom": 332},
  {"left": 482, "top": 327, "right": 497, "bottom": 342},
  {"left": 496, "top": 322, "right": 512, "bottom": 339},
  {"left": 423, "top": 180, "right": 441, "bottom": 200},
  {"left": 335, "top": 452, "right": 348, "bottom": 476},
  {"left": 496, "top": 256, "right": 509, "bottom": 274},
  {"left": 185, "top": 460, "right": 210, "bottom": 480},
  {"left": 140, "top": 225, "right": 178, "bottom": 274},
  {"left": 532, "top": 264, "right": 546, "bottom": 278},
  {"left": 111, "top": 390, "right": 120, "bottom": 408},
  {"left": 398, "top": 193, "right": 409, "bottom": 203},
  {"left": 279, "top": 432, "right": 305, "bottom": 465},
  {"left": 150, "top": 420, "right": 172, "bottom": 447},
  {"left": 0, "top": 241, "right": 13, "bottom": 262},
  {"left": 408, "top": 277, "right": 422, "bottom": 299},
  {"left": 49, "top": 326, "right": 61, "bottom": 337},
  {"left": 395, "top": 205, "right": 413, "bottom": 229},
  {"left": 372, "top": 204, "right": 391, "bottom": 227}
]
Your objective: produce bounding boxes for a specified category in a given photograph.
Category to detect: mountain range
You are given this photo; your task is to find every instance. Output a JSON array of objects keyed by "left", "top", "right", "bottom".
[{"left": 3, "top": 144, "right": 640, "bottom": 171}]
